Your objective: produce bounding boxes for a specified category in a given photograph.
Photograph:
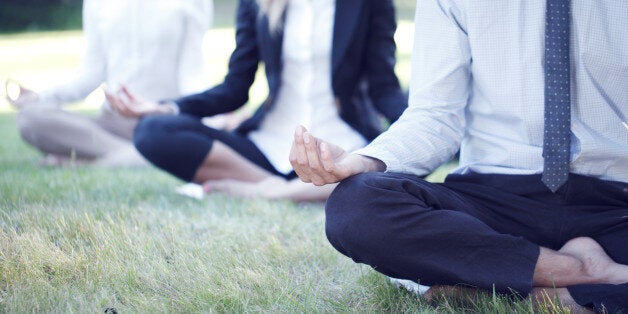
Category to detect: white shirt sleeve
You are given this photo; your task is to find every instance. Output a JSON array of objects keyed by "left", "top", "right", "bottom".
[
  {"left": 354, "top": 0, "right": 470, "bottom": 176},
  {"left": 176, "top": 0, "right": 214, "bottom": 96},
  {"left": 37, "top": 0, "right": 107, "bottom": 106}
]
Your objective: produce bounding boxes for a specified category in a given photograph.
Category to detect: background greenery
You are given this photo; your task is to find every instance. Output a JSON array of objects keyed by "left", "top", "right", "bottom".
[
  {"left": 0, "top": 0, "right": 82, "bottom": 33},
  {"left": 0, "top": 0, "right": 418, "bottom": 33}
]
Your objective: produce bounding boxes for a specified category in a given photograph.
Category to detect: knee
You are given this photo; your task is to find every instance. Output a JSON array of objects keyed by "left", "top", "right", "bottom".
[
  {"left": 16, "top": 106, "right": 50, "bottom": 144},
  {"left": 325, "top": 172, "right": 391, "bottom": 255},
  {"left": 133, "top": 115, "right": 171, "bottom": 158}
]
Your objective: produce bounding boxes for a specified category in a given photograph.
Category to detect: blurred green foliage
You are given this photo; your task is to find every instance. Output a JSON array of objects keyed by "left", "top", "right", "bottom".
[
  {"left": 0, "top": 0, "right": 83, "bottom": 33},
  {"left": 0, "top": 0, "right": 415, "bottom": 33}
]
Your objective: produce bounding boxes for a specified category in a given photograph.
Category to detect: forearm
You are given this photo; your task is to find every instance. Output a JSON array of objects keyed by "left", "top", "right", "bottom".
[
  {"left": 40, "top": 0, "right": 106, "bottom": 105},
  {"left": 355, "top": 105, "right": 464, "bottom": 176},
  {"left": 177, "top": 0, "right": 259, "bottom": 117},
  {"left": 38, "top": 63, "right": 104, "bottom": 105}
]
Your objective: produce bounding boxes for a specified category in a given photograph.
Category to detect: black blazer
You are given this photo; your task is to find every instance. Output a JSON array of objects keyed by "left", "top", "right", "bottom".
[{"left": 176, "top": 0, "right": 407, "bottom": 141}]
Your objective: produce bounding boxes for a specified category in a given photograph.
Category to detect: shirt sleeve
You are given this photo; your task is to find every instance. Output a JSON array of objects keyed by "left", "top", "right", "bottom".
[
  {"left": 37, "top": 0, "right": 107, "bottom": 106},
  {"left": 175, "top": 0, "right": 260, "bottom": 118},
  {"left": 364, "top": 0, "right": 407, "bottom": 123},
  {"left": 354, "top": 0, "right": 470, "bottom": 176},
  {"left": 177, "top": 0, "right": 214, "bottom": 95}
]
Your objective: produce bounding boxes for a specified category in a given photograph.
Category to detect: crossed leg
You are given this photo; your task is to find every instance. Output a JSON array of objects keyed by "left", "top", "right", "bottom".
[
  {"left": 16, "top": 105, "right": 144, "bottom": 166},
  {"left": 134, "top": 114, "right": 336, "bottom": 201},
  {"left": 325, "top": 172, "right": 628, "bottom": 312},
  {"left": 425, "top": 237, "right": 628, "bottom": 311}
]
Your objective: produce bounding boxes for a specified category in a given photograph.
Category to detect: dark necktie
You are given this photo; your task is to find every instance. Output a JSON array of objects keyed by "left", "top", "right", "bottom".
[{"left": 542, "top": 0, "right": 571, "bottom": 192}]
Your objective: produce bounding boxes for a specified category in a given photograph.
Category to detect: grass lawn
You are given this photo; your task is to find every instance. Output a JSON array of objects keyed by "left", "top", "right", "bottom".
[{"left": 0, "top": 22, "right": 568, "bottom": 314}]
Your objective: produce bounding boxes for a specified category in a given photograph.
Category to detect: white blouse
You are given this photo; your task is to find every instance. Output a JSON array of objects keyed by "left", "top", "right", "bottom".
[
  {"left": 248, "top": 0, "right": 366, "bottom": 174},
  {"left": 38, "top": 0, "right": 213, "bottom": 106}
]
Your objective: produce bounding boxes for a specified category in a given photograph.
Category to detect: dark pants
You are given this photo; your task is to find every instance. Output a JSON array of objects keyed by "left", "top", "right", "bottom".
[
  {"left": 133, "top": 114, "right": 295, "bottom": 182},
  {"left": 326, "top": 171, "right": 628, "bottom": 312}
]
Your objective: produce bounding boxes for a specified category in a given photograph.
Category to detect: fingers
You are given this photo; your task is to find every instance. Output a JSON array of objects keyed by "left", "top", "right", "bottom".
[
  {"left": 120, "top": 85, "right": 137, "bottom": 103},
  {"left": 105, "top": 91, "right": 131, "bottom": 116},
  {"left": 106, "top": 87, "right": 151, "bottom": 118},
  {"left": 289, "top": 126, "right": 342, "bottom": 186},
  {"left": 319, "top": 141, "right": 336, "bottom": 173},
  {"left": 291, "top": 126, "right": 314, "bottom": 183},
  {"left": 5, "top": 79, "right": 21, "bottom": 104},
  {"left": 303, "top": 132, "right": 329, "bottom": 186}
]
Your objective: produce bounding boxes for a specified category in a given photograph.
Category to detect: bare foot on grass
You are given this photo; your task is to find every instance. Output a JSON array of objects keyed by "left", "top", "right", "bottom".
[{"left": 203, "top": 177, "right": 283, "bottom": 199}]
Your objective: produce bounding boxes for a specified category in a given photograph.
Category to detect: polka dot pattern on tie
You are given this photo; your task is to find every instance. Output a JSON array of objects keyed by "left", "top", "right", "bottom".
[{"left": 542, "top": 0, "right": 571, "bottom": 192}]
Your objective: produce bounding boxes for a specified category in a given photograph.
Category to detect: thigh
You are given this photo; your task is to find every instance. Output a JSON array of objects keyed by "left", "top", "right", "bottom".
[
  {"left": 329, "top": 171, "right": 555, "bottom": 239},
  {"left": 443, "top": 173, "right": 567, "bottom": 249},
  {"left": 326, "top": 172, "right": 540, "bottom": 293},
  {"left": 17, "top": 105, "right": 127, "bottom": 158},
  {"left": 566, "top": 175, "right": 628, "bottom": 263}
]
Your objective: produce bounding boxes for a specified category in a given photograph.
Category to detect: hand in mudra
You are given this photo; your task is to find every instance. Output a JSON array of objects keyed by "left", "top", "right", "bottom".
[
  {"left": 106, "top": 85, "right": 173, "bottom": 118},
  {"left": 5, "top": 79, "right": 39, "bottom": 109},
  {"left": 289, "top": 125, "right": 380, "bottom": 186}
]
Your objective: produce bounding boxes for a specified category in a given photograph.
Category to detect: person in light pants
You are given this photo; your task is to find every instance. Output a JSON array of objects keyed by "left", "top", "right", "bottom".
[{"left": 9, "top": 0, "right": 213, "bottom": 167}]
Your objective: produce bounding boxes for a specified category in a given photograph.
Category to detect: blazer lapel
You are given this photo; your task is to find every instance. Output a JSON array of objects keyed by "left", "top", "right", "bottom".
[{"left": 332, "top": 0, "right": 364, "bottom": 75}]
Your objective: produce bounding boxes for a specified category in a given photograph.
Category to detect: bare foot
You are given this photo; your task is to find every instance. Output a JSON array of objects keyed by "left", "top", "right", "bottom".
[
  {"left": 203, "top": 177, "right": 286, "bottom": 199},
  {"left": 203, "top": 179, "right": 260, "bottom": 198},
  {"left": 530, "top": 287, "right": 592, "bottom": 313},
  {"left": 559, "top": 237, "right": 628, "bottom": 285}
]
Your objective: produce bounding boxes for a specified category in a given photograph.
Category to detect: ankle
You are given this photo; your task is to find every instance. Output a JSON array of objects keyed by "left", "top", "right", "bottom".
[{"left": 557, "top": 237, "right": 628, "bottom": 285}]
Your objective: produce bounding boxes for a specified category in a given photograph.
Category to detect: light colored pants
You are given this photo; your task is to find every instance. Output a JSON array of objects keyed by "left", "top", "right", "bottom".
[{"left": 16, "top": 105, "right": 147, "bottom": 166}]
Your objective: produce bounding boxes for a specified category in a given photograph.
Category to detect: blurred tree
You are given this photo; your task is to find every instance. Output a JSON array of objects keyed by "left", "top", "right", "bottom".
[{"left": 0, "top": 0, "right": 83, "bottom": 33}]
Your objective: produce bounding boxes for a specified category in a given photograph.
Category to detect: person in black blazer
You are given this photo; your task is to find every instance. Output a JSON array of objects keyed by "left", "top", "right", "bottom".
[{"left": 107, "top": 0, "right": 407, "bottom": 201}]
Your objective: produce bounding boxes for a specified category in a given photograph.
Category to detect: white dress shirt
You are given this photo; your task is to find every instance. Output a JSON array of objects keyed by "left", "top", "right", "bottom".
[
  {"left": 357, "top": 0, "right": 628, "bottom": 183},
  {"left": 38, "top": 0, "right": 213, "bottom": 106},
  {"left": 249, "top": 0, "right": 366, "bottom": 174}
]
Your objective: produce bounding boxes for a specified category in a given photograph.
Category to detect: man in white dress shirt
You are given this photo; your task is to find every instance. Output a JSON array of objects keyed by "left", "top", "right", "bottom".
[{"left": 290, "top": 0, "right": 628, "bottom": 311}]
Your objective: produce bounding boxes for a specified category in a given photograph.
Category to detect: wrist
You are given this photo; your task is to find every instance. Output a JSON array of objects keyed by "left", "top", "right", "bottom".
[
  {"left": 347, "top": 154, "right": 385, "bottom": 175},
  {"left": 158, "top": 100, "right": 179, "bottom": 115},
  {"left": 359, "top": 154, "right": 386, "bottom": 173}
]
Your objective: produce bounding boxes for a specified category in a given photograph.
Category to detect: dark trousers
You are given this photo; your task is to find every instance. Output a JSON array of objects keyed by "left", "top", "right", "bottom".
[
  {"left": 325, "top": 171, "right": 628, "bottom": 312},
  {"left": 133, "top": 114, "right": 295, "bottom": 182}
]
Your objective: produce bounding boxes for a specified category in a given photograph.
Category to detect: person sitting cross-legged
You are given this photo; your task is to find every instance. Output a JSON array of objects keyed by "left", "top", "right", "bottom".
[
  {"left": 8, "top": 0, "right": 213, "bottom": 167},
  {"left": 107, "top": 0, "right": 407, "bottom": 202},
  {"left": 290, "top": 0, "right": 628, "bottom": 312}
]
